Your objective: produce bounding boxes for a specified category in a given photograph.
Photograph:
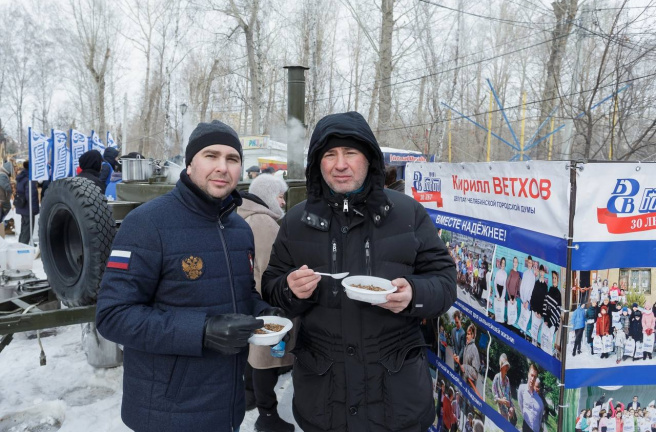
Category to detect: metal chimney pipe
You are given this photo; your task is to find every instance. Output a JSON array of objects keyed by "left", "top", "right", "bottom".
[{"left": 284, "top": 65, "right": 309, "bottom": 180}]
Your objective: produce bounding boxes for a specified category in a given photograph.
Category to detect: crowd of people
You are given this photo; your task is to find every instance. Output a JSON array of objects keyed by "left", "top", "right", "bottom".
[
  {"left": 575, "top": 395, "right": 656, "bottom": 432},
  {"left": 448, "top": 245, "right": 490, "bottom": 302},
  {"left": 436, "top": 378, "right": 485, "bottom": 432},
  {"left": 573, "top": 291, "right": 656, "bottom": 363}
]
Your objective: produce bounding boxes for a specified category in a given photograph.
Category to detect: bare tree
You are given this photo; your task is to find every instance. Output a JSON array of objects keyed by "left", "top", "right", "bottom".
[
  {"left": 535, "top": 0, "right": 578, "bottom": 159},
  {"left": 211, "top": 0, "right": 264, "bottom": 135},
  {"left": 3, "top": 6, "right": 38, "bottom": 149},
  {"left": 68, "top": 0, "right": 118, "bottom": 140}
]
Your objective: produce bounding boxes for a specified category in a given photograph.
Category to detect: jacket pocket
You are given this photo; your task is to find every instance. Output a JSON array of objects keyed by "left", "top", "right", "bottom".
[
  {"left": 292, "top": 349, "right": 335, "bottom": 430},
  {"left": 381, "top": 349, "right": 433, "bottom": 430},
  {"left": 164, "top": 356, "right": 189, "bottom": 399}
]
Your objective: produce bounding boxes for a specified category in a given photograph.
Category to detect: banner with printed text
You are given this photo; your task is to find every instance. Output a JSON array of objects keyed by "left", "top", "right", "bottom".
[
  {"left": 409, "top": 161, "right": 656, "bottom": 431},
  {"left": 565, "top": 162, "right": 656, "bottom": 392},
  {"left": 51, "top": 129, "right": 70, "bottom": 180},
  {"left": 572, "top": 162, "right": 656, "bottom": 270},
  {"left": 408, "top": 162, "right": 568, "bottom": 432},
  {"left": 406, "top": 161, "right": 570, "bottom": 267},
  {"left": 28, "top": 128, "right": 50, "bottom": 181},
  {"left": 70, "top": 129, "right": 89, "bottom": 176}
]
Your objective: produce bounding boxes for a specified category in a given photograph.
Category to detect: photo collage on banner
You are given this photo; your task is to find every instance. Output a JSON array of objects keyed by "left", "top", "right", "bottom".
[
  {"left": 408, "top": 161, "right": 571, "bottom": 432},
  {"left": 565, "top": 163, "right": 656, "bottom": 394},
  {"left": 428, "top": 306, "right": 560, "bottom": 432},
  {"left": 563, "top": 385, "right": 656, "bottom": 432}
]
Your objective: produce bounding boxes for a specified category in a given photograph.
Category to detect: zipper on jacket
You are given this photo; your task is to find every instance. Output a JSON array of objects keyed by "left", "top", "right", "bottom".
[
  {"left": 332, "top": 238, "right": 338, "bottom": 296},
  {"left": 343, "top": 198, "right": 349, "bottom": 213},
  {"left": 215, "top": 216, "right": 238, "bottom": 429},
  {"left": 218, "top": 202, "right": 236, "bottom": 229},
  {"left": 217, "top": 222, "right": 237, "bottom": 312},
  {"left": 364, "top": 238, "right": 372, "bottom": 276}
]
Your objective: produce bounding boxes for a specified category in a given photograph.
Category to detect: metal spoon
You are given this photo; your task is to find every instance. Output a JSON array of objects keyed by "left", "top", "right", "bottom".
[{"left": 314, "top": 272, "right": 350, "bottom": 279}]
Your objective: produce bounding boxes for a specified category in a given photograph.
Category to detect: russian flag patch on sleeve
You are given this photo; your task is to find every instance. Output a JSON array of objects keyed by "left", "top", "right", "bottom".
[{"left": 107, "top": 250, "right": 132, "bottom": 270}]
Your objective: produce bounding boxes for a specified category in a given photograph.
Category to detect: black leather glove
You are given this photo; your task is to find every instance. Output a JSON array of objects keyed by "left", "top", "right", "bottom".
[
  {"left": 203, "top": 314, "right": 264, "bottom": 355},
  {"left": 259, "top": 307, "right": 286, "bottom": 318}
]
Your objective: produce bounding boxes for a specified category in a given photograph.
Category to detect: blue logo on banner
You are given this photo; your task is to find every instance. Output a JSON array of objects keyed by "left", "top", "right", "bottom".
[
  {"left": 608, "top": 179, "right": 640, "bottom": 214},
  {"left": 413, "top": 171, "right": 442, "bottom": 192}
]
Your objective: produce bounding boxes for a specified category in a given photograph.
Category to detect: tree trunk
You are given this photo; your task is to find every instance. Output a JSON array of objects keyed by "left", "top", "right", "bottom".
[
  {"left": 376, "top": 0, "right": 394, "bottom": 146},
  {"left": 536, "top": 0, "right": 578, "bottom": 159}
]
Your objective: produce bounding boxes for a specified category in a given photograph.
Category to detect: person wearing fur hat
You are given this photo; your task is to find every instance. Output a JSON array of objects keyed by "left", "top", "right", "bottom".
[
  {"left": 96, "top": 119, "right": 282, "bottom": 432},
  {"left": 262, "top": 111, "right": 457, "bottom": 432},
  {"left": 238, "top": 174, "right": 296, "bottom": 432}
]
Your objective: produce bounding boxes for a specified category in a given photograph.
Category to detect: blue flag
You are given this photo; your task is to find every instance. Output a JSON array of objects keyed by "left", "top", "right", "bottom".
[
  {"left": 89, "top": 130, "right": 105, "bottom": 153},
  {"left": 52, "top": 129, "right": 71, "bottom": 180},
  {"left": 28, "top": 128, "right": 50, "bottom": 181},
  {"left": 71, "top": 129, "right": 89, "bottom": 176},
  {"left": 107, "top": 131, "right": 117, "bottom": 149}
]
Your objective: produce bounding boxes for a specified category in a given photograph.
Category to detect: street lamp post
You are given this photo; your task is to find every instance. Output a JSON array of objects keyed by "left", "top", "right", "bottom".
[{"left": 180, "top": 103, "right": 188, "bottom": 160}]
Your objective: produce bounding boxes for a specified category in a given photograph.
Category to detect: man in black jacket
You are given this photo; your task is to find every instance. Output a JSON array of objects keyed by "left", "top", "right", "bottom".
[{"left": 262, "top": 111, "right": 457, "bottom": 432}]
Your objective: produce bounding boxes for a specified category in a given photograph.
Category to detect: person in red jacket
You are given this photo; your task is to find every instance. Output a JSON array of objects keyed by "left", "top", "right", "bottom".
[
  {"left": 597, "top": 305, "right": 612, "bottom": 358},
  {"left": 609, "top": 282, "right": 622, "bottom": 306},
  {"left": 441, "top": 387, "right": 456, "bottom": 432}
]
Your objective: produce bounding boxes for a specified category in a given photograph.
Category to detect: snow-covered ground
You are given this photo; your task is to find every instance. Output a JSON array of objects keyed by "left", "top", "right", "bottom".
[{"left": 0, "top": 214, "right": 298, "bottom": 432}]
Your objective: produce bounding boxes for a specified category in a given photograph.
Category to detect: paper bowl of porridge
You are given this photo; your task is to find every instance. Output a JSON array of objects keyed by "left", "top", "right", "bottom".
[
  {"left": 342, "top": 275, "right": 396, "bottom": 304},
  {"left": 248, "top": 316, "right": 293, "bottom": 346}
]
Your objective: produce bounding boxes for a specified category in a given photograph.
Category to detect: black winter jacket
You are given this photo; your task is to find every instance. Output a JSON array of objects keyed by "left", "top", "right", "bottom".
[
  {"left": 630, "top": 309, "right": 643, "bottom": 342},
  {"left": 262, "top": 111, "right": 457, "bottom": 432},
  {"left": 15, "top": 170, "right": 39, "bottom": 216}
]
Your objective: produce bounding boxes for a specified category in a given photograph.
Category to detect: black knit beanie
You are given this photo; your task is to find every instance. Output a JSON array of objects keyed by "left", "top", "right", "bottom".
[
  {"left": 185, "top": 120, "right": 242, "bottom": 166},
  {"left": 318, "top": 136, "right": 373, "bottom": 162}
]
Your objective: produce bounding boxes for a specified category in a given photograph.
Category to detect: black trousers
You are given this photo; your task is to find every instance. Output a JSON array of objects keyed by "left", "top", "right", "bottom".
[
  {"left": 522, "top": 420, "right": 534, "bottom": 432},
  {"left": 244, "top": 363, "right": 280, "bottom": 413},
  {"left": 19, "top": 215, "right": 35, "bottom": 245},
  {"left": 574, "top": 328, "right": 584, "bottom": 353}
]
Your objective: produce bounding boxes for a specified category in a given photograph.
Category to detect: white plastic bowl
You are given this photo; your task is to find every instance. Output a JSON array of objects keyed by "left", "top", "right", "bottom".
[
  {"left": 248, "top": 316, "right": 293, "bottom": 346},
  {"left": 341, "top": 276, "right": 396, "bottom": 304}
]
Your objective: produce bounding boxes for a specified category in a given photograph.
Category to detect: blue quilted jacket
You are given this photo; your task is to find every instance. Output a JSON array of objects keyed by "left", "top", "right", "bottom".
[{"left": 96, "top": 171, "right": 268, "bottom": 432}]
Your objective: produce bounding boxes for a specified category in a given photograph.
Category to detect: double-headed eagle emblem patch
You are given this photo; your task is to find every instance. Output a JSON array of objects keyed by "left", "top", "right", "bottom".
[{"left": 182, "top": 256, "right": 204, "bottom": 280}]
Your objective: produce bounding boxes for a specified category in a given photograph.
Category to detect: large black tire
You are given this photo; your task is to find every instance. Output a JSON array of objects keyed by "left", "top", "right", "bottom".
[{"left": 39, "top": 177, "right": 116, "bottom": 306}]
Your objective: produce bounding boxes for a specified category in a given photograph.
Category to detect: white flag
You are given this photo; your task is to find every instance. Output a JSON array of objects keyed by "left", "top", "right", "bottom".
[
  {"left": 71, "top": 129, "right": 89, "bottom": 176},
  {"left": 89, "top": 130, "right": 105, "bottom": 153},
  {"left": 106, "top": 131, "right": 117, "bottom": 149},
  {"left": 52, "top": 129, "right": 71, "bottom": 180},
  {"left": 28, "top": 128, "right": 50, "bottom": 181}
]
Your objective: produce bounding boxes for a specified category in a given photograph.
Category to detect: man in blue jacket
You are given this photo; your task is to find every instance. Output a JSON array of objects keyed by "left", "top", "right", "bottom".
[{"left": 97, "top": 120, "right": 281, "bottom": 432}]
